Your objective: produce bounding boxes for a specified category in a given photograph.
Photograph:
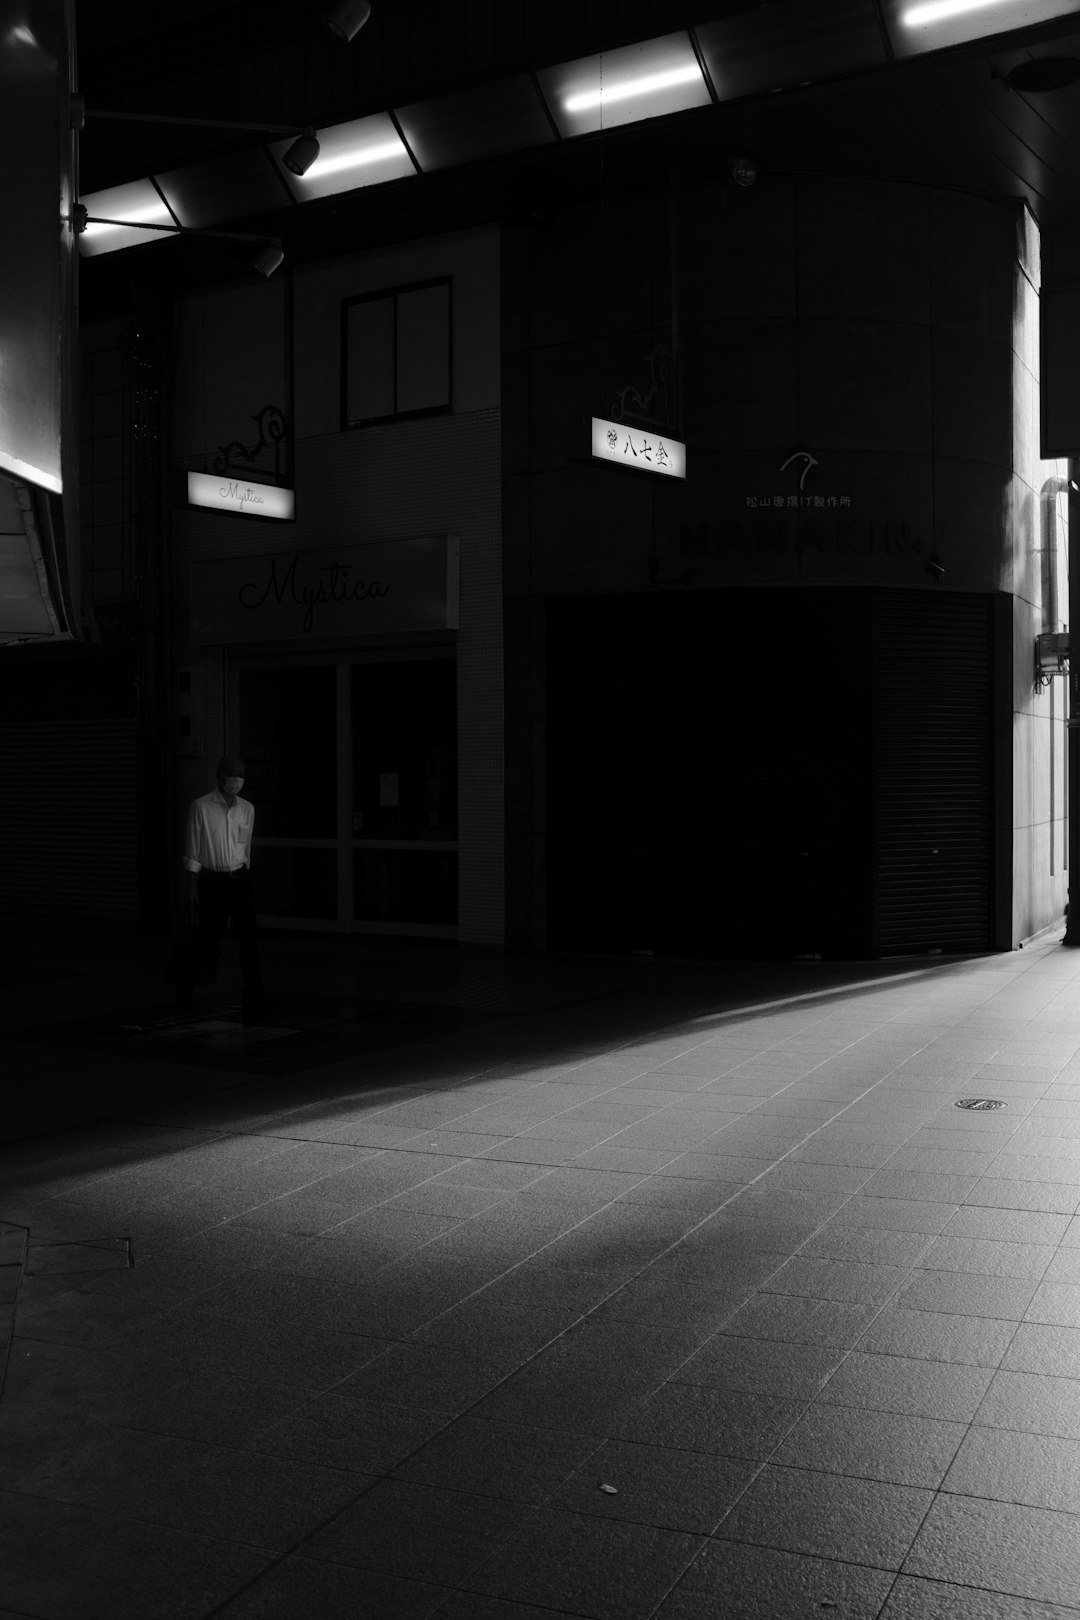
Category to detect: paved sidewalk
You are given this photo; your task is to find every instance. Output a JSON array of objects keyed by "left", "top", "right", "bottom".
[{"left": 4, "top": 928, "right": 1080, "bottom": 1618}]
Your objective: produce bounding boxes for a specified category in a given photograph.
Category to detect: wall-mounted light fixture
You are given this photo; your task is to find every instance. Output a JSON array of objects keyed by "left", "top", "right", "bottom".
[
  {"left": 72, "top": 206, "right": 285, "bottom": 277},
  {"left": 326, "top": 0, "right": 372, "bottom": 43},
  {"left": 280, "top": 130, "right": 320, "bottom": 176},
  {"left": 249, "top": 241, "right": 286, "bottom": 277},
  {"left": 71, "top": 97, "right": 322, "bottom": 177}
]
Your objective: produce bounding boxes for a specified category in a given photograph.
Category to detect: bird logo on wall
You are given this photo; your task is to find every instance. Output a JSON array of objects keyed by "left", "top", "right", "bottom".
[{"left": 779, "top": 449, "right": 819, "bottom": 490}]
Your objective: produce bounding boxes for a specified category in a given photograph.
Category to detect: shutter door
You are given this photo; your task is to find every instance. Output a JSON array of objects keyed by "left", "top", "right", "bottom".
[
  {"left": 0, "top": 655, "right": 138, "bottom": 918},
  {"left": 872, "top": 590, "right": 993, "bottom": 954},
  {"left": 547, "top": 589, "right": 875, "bottom": 958}
]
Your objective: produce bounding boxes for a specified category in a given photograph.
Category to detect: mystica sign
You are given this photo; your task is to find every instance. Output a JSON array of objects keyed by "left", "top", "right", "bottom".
[
  {"left": 190, "top": 537, "right": 460, "bottom": 643},
  {"left": 187, "top": 471, "right": 295, "bottom": 521}
]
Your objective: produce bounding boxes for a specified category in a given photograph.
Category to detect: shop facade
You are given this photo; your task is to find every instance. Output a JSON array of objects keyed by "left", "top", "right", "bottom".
[
  {"left": 170, "top": 227, "right": 503, "bottom": 943},
  {"left": 34, "top": 176, "right": 1071, "bottom": 961},
  {"left": 503, "top": 177, "right": 1069, "bottom": 957}
]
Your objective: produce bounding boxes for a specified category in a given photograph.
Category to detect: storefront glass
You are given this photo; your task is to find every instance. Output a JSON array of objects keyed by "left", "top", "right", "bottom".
[{"left": 234, "top": 652, "right": 457, "bottom": 932}]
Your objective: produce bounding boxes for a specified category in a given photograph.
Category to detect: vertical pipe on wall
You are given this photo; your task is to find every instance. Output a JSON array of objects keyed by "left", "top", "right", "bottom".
[
  {"left": 668, "top": 165, "right": 682, "bottom": 438},
  {"left": 1064, "top": 461, "right": 1080, "bottom": 941},
  {"left": 282, "top": 232, "right": 296, "bottom": 486},
  {"left": 337, "top": 658, "right": 352, "bottom": 933},
  {"left": 123, "top": 299, "right": 171, "bottom": 929}
]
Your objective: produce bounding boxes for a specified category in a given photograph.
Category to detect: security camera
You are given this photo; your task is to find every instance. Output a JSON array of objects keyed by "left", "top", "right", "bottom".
[{"left": 926, "top": 559, "right": 945, "bottom": 581}]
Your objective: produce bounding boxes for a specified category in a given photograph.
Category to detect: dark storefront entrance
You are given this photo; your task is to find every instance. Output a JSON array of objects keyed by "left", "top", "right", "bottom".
[
  {"left": 231, "top": 650, "right": 458, "bottom": 935},
  {"left": 547, "top": 588, "right": 1001, "bottom": 960}
]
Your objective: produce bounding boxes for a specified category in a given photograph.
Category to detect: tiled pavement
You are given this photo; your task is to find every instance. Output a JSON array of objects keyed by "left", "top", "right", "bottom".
[{"left": 5, "top": 923, "right": 1080, "bottom": 1616}]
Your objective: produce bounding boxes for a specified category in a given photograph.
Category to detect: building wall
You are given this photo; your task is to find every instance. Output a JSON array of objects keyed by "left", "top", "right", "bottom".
[
  {"left": 504, "top": 176, "right": 1068, "bottom": 953},
  {"left": 1011, "top": 210, "right": 1070, "bottom": 943},
  {"left": 169, "top": 226, "right": 504, "bottom": 944}
]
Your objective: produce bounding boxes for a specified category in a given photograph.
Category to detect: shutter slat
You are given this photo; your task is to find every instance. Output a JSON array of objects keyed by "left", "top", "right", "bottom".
[
  {"left": 0, "top": 657, "right": 138, "bottom": 918},
  {"left": 872, "top": 592, "right": 993, "bottom": 954}
]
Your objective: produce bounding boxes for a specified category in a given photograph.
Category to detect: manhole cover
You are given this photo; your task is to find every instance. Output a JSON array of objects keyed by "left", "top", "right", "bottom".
[{"left": 955, "top": 1098, "right": 1006, "bottom": 1111}]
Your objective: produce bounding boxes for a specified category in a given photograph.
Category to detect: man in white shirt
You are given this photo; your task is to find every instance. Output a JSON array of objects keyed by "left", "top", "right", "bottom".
[{"left": 183, "top": 755, "right": 266, "bottom": 1015}]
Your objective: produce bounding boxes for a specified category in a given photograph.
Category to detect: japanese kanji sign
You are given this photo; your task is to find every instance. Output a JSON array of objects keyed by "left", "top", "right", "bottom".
[{"left": 591, "top": 417, "right": 686, "bottom": 479}]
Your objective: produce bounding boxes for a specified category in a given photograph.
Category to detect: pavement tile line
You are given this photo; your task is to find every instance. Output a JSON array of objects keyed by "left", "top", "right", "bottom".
[
  {"left": 8, "top": 940, "right": 1080, "bottom": 1616},
  {"left": 162, "top": 974, "right": 1060, "bottom": 1604},
  {"left": 159, "top": 957, "right": 1022, "bottom": 1161},
  {"left": 0, "top": 1222, "right": 29, "bottom": 1402},
  {"left": 3, "top": 953, "right": 1053, "bottom": 1361},
  {"left": 19, "top": 979, "right": 962, "bottom": 1249},
  {"left": 305, "top": 945, "right": 1080, "bottom": 1609}
]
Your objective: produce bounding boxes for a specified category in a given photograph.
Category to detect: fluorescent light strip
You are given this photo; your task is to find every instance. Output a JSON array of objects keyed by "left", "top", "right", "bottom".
[
  {"left": 306, "top": 141, "right": 404, "bottom": 178},
  {"left": 900, "top": 0, "right": 1015, "bottom": 25},
  {"left": 82, "top": 202, "right": 173, "bottom": 239},
  {"left": 564, "top": 63, "right": 701, "bottom": 114}
]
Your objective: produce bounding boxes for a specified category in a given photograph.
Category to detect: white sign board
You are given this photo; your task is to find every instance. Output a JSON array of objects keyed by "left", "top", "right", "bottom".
[
  {"left": 591, "top": 416, "right": 686, "bottom": 479},
  {"left": 187, "top": 470, "right": 295, "bottom": 520}
]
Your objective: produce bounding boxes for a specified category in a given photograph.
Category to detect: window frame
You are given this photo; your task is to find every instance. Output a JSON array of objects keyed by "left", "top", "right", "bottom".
[{"left": 340, "top": 276, "right": 453, "bottom": 429}]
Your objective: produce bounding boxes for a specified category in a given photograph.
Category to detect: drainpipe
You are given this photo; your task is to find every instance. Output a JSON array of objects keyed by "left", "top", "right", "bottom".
[{"left": 1065, "top": 462, "right": 1080, "bottom": 942}]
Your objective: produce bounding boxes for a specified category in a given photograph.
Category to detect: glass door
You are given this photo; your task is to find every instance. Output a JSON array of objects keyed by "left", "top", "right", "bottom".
[
  {"left": 351, "top": 657, "right": 458, "bottom": 930},
  {"left": 233, "top": 652, "right": 457, "bottom": 934},
  {"left": 236, "top": 662, "right": 339, "bottom": 922}
]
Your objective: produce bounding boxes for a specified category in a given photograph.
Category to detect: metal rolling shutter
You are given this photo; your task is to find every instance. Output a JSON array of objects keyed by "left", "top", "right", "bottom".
[
  {"left": 0, "top": 654, "right": 137, "bottom": 918},
  {"left": 872, "top": 590, "right": 993, "bottom": 954}
]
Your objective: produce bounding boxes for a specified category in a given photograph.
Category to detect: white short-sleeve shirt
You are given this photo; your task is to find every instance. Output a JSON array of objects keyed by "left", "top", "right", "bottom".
[{"left": 183, "top": 788, "right": 255, "bottom": 874}]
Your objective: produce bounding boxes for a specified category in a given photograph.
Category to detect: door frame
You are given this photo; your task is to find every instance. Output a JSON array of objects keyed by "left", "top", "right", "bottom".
[{"left": 229, "top": 645, "right": 459, "bottom": 936}]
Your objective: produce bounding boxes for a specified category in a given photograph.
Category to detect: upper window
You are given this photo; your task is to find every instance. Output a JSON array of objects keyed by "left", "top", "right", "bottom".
[{"left": 341, "top": 278, "right": 452, "bottom": 427}]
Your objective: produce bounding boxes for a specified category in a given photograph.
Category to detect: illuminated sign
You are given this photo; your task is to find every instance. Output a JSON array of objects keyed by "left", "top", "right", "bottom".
[
  {"left": 187, "top": 471, "right": 294, "bottom": 520},
  {"left": 591, "top": 417, "right": 686, "bottom": 479}
]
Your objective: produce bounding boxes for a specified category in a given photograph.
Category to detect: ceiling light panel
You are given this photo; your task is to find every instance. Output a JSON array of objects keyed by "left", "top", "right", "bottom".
[
  {"left": 882, "top": 0, "right": 1080, "bottom": 57},
  {"left": 537, "top": 33, "right": 711, "bottom": 138},
  {"left": 696, "top": 1, "right": 886, "bottom": 101},
  {"left": 156, "top": 149, "right": 288, "bottom": 229},
  {"left": 77, "top": 180, "right": 177, "bottom": 256},
  {"left": 394, "top": 76, "right": 554, "bottom": 170},
  {"left": 270, "top": 112, "right": 414, "bottom": 200}
]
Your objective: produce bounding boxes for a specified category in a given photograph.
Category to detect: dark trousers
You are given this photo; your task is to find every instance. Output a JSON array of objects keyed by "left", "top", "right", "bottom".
[{"left": 195, "top": 868, "right": 264, "bottom": 1003}]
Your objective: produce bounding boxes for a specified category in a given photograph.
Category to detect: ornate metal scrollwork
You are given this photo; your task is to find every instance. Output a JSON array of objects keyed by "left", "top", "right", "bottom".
[
  {"left": 611, "top": 345, "right": 677, "bottom": 430},
  {"left": 212, "top": 403, "right": 289, "bottom": 484}
]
